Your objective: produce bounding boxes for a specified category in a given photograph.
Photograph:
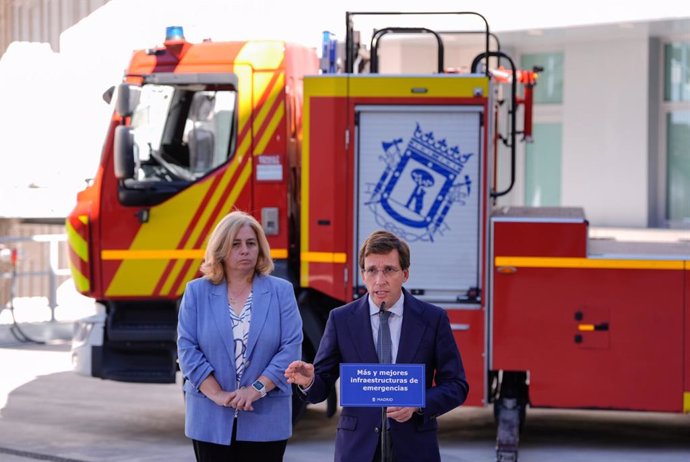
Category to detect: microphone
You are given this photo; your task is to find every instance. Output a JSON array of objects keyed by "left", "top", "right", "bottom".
[{"left": 379, "top": 301, "right": 386, "bottom": 312}]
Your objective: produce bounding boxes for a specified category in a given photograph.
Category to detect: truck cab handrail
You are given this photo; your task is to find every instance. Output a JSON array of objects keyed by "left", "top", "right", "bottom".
[{"left": 345, "top": 11, "right": 491, "bottom": 75}]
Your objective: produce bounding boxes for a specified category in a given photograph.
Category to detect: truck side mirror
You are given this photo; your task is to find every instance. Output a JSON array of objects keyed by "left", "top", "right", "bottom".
[
  {"left": 115, "top": 83, "right": 141, "bottom": 117},
  {"left": 114, "top": 125, "right": 136, "bottom": 180},
  {"left": 102, "top": 85, "right": 115, "bottom": 104}
]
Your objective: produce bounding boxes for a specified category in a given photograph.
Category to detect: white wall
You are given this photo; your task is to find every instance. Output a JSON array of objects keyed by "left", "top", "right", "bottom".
[{"left": 561, "top": 37, "right": 650, "bottom": 227}]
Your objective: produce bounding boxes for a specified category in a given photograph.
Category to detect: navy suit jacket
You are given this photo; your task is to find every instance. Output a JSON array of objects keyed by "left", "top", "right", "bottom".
[{"left": 306, "top": 288, "right": 468, "bottom": 462}]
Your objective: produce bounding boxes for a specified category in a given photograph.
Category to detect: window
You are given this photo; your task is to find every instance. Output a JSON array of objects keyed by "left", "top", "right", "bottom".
[
  {"left": 520, "top": 52, "right": 564, "bottom": 206},
  {"left": 663, "top": 42, "right": 690, "bottom": 226},
  {"left": 664, "top": 43, "right": 690, "bottom": 102},
  {"left": 129, "top": 84, "right": 237, "bottom": 183},
  {"left": 521, "top": 52, "right": 564, "bottom": 105},
  {"left": 525, "top": 123, "right": 562, "bottom": 206}
]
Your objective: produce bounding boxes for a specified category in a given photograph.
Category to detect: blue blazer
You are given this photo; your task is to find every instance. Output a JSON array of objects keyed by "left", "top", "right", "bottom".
[
  {"left": 306, "top": 289, "right": 468, "bottom": 462},
  {"left": 177, "top": 274, "right": 303, "bottom": 445}
]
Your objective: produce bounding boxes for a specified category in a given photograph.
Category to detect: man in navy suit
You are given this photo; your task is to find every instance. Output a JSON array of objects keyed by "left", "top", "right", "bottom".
[{"left": 286, "top": 230, "right": 468, "bottom": 462}]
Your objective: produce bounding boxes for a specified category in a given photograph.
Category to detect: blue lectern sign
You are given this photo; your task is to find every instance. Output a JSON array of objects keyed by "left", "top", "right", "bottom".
[{"left": 339, "top": 363, "right": 425, "bottom": 407}]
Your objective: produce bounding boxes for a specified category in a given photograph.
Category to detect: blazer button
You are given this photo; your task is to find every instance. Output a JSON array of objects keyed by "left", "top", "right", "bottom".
[{"left": 374, "top": 427, "right": 380, "bottom": 433}]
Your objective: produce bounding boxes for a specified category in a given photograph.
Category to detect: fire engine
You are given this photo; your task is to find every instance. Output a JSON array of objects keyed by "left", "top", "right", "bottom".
[{"left": 66, "top": 11, "right": 690, "bottom": 461}]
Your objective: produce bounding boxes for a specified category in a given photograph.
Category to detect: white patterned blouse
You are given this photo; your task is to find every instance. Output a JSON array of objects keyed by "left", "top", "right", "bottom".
[{"left": 229, "top": 292, "right": 253, "bottom": 397}]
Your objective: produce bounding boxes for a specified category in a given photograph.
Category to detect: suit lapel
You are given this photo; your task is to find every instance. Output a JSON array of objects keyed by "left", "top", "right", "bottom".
[
  {"left": 347, "top": 297, "right": 379, "bottom": 363},
  {"left": 210, "top": 282, "right": 236, "bottom": 365},
  {"left": 396, "top": 290, "right": 427, "bottom": 364},
  {"left": 245, "top": 275, "right": 270, "bottom": 360}
]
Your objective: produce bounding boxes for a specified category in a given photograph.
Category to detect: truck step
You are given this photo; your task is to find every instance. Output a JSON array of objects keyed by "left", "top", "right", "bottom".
[
  {"left": 105, "top": 301, "right": 178, "bottom": 342},
  {"left": 102, "top": 368, "right": 177, "bottom": 384},
  {"left": 97, "top": 342, "right": 177, "bottom": 383},
  {"left": 106, "top": 324, "right": 177, "bottom": 342}
]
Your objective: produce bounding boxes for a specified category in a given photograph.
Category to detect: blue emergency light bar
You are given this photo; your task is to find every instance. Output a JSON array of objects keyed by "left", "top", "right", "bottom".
[
  {"left": 165, "top": 26, "right": 185, "bottom": 41},
  {"left": 321, "top": 31, "right": 337, "bottom": 74}
]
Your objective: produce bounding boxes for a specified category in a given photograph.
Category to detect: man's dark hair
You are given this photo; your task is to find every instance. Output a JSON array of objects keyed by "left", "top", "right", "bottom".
[{"left": 358, "top": 230, "right": 411, "bottom": 271}]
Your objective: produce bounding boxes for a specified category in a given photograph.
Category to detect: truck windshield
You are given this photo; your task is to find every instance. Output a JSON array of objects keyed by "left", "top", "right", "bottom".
[{"left": 130, "top": 84, "right": 236, "bottom": 182}]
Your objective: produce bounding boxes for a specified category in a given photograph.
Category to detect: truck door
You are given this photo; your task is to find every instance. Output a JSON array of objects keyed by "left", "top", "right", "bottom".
[
  {"left": 100, "top": 69, "right": 251, "bottom": 300},
  {"left": 354, "top": 105, "right": 482, "bottom": 302}
]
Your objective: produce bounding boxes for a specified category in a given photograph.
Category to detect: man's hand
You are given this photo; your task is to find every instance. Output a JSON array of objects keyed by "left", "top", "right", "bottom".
[
  {"left": 386, "top": 406, "right": 417, "bottom": 423},
  {"left": 284, "top": 360, "right": 315, "bottom": 388}
]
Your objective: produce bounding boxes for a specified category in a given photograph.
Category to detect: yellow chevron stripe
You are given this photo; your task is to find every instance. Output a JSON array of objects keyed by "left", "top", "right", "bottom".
[
  {"left": 160, "top": 258, "right": 190, "bottom": 295},
  {"left": 684, "top": 392, "right": 690, "bottom": 413},
  {"left": 70, "top": 266, "right": 90, "bottom": 292},
  {"left": 301, "top": 251, "right": 347, "bottom": 264},
  {"left": 494, "top": 256, "right": 684, "bottom": 270},
  {"left": 255, "top": 103, "right": 284, "bottom": 154},
  {"left": 253, "top": 72, "right": 284, "bottom": 132},
  {"left": 162, "top": 141, "right": 250, "bottom": 290},
  {"left": 70, "top": 265, "right": 91, "bottom": 292},
  {"left": 105, "top": 177, "right": 215, "bottom": 296},
  {"left": 66, "top": 219, "right": 88, "bottom": 262},
  {"left": 184, "top": 153, "right": 244, "bottom": 249},
  {"left": 172, "top": 259, "right": 204, "bottom": 296},
  {"left": 171, "top": 159, "right": 254, "bottom": 296}
]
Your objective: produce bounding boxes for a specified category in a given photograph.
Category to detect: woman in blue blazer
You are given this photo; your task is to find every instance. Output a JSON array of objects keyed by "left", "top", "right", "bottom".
[{"left": 178, "top": 210, "right": 303, "bottom": 461}]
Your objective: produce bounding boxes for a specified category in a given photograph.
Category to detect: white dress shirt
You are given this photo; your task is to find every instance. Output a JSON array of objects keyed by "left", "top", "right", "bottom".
[{"left": 368, "top": 293, "right": 404, "bottom": 364}]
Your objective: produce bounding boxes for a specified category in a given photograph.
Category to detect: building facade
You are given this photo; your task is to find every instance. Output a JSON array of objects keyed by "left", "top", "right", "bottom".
[{"left": 0, "top": 0, "right": 111, "bottom": 56}]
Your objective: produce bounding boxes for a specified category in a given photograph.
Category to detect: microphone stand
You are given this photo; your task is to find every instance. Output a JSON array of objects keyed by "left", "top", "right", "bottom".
[
  {"left": 379, "top": 301, "right": 392, "bottom": 462},
  {"left": 381, "top": 406, "right": 392, "bottom": 462}
]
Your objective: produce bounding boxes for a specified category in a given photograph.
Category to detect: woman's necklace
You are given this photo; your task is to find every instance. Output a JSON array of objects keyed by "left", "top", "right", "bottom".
[{"left": 228, "top": 283, "right": 251, "bottom": 305}]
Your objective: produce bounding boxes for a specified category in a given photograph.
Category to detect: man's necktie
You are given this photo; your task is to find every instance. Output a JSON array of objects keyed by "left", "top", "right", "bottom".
[{"left": 378, "top": 309, "right": 392, "bottom": 364}]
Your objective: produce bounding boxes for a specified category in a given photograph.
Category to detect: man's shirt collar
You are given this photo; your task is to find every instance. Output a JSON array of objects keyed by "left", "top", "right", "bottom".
[{"left": 368, "top": 293, "right": 404, "bottom": 317}]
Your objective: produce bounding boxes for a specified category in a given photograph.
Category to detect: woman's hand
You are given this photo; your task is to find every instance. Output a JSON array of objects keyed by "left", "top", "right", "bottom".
[
  {"left": 284, "top": 360, "right": 315, "bottom": 388},
  {"left": 207, "top": 389, "right": 236, "bottom": 407},
  {"left": 228, "top": 386, "right": 261, "bottom": 411},
  {"left": 199, "top": 375, "right": 238, "bottom": 407}
]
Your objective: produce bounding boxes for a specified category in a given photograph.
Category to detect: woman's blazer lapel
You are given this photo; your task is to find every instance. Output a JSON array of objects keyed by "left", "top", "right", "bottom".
[
  {"left": 245, "top": 274, "right": 271, "bottom": 361},
  {"left": 209, "top": 281, "right": 236, "bottom": 369}
]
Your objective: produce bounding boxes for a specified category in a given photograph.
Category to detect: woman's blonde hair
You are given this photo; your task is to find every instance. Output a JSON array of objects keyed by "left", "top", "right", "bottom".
[{"left": 200, "top": 211, "right": 274, "bottom": 284}]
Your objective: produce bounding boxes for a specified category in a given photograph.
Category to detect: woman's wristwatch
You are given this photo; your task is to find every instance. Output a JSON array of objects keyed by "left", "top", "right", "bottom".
[{"left": 251, "top": 380, "right": 267, "bottom": 398}]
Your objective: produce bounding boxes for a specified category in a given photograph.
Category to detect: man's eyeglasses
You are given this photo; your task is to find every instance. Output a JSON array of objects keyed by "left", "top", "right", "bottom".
[{"left": 363, "top": 266, "right": 401, "bottom": 278}]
